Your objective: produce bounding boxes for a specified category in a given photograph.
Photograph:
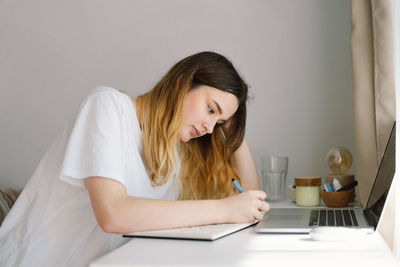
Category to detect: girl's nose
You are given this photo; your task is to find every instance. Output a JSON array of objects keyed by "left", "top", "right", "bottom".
[{"left": 203, "top": 118, "right": 217, "bottom": 134}]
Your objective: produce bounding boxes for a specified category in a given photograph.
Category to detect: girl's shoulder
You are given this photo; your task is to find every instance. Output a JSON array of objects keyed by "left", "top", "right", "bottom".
[{"left": 83, "top": 85, "right": 133, "bottom": 109}]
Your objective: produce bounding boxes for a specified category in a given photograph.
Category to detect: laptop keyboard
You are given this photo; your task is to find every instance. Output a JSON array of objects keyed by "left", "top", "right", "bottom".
[{"left": 309, "top": 209, "right": 359, "bottom": 227}]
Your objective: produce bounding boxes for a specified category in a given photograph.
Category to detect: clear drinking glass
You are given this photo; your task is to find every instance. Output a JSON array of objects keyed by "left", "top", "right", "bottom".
[{"left": 260, "top": 156, "right": 288, "bottom": 202}]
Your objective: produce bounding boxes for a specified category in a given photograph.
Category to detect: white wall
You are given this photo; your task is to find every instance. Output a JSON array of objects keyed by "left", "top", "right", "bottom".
[{"left": 0, "top": 0, "right": 353, "bottom": 189}]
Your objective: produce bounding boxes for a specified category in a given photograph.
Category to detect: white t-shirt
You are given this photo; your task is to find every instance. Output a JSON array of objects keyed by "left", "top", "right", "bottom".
[{"left": 0, "top": 86, "right": 179, "bottom": 267}]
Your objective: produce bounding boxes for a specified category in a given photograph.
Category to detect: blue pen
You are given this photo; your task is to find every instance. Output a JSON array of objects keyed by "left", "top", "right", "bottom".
[{"left": 232, "top": 178, "right": 244, "bottom": 193}]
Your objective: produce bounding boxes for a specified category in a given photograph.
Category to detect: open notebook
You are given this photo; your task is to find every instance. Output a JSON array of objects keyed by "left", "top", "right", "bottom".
[{"left": 122, "top": 221, "right": 257, "bottom": 241}]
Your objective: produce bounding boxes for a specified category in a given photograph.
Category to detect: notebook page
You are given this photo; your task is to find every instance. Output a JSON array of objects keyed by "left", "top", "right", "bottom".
[{"left": 123, "top": 221, "right": 257, "bottom": 240}]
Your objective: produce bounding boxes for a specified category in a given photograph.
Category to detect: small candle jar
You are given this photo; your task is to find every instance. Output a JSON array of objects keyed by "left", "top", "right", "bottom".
[{"left": 295, "top": 177, "right": 322, "bottom": 207}]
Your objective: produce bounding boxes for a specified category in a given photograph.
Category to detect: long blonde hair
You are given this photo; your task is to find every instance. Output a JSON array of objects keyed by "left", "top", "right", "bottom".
[{"left": 135, "top": 51, "right": 248, "bottom": 199}]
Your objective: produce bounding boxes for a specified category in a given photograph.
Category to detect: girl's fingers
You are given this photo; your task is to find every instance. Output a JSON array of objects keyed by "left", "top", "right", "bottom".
[
  {"left": 262, "top": 201, "right": 270, "bottom": 212},
  {"left": 259, "top": 201, "right": 269, "bottom": 212},
  {"left": 247, "top": 190, "right": 267, "bottom": 200},
  {"left": 254, "top": 211, "right": 264, "bottom": 221}
]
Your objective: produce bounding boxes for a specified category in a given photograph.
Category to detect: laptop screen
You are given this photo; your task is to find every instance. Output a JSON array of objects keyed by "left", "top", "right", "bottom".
[{"left": 364, "top": 122, "right": 396, "bottom": 226}]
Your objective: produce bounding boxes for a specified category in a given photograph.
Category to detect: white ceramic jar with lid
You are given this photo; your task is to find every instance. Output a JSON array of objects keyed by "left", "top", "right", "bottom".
[{"left": 295, "top": 177, "right": 321, "bottom": 206}]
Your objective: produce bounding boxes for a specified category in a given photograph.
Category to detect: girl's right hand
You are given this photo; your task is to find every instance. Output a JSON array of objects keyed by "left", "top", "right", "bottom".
[{"left": 219, "top": 190, "right": 270, "bottom": 223}]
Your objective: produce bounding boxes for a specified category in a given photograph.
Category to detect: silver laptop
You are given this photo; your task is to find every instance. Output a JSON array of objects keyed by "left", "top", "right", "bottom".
[{"left": 255, "top": 122, "right": 396, "bottom": 233}]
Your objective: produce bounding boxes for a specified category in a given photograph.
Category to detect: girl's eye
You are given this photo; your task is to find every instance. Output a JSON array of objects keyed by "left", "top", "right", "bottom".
[{"left": 208, "top": 106, "right": 214, "bottom": 113}]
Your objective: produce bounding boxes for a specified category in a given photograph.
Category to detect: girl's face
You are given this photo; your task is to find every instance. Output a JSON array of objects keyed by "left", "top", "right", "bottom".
[{"left": 180, "top": 85, "right": 238, "bottom": 142}]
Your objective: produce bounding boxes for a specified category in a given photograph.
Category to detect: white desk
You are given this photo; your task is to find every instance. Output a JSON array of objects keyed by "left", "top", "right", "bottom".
[{"left": 90, "top": 200, "right": 397, "bottom": 267}]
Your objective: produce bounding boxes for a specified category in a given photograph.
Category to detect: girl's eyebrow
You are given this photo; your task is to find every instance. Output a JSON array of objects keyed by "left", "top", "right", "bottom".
[{"left": 212, "top": 100, "right": 223, "bottom": 114}]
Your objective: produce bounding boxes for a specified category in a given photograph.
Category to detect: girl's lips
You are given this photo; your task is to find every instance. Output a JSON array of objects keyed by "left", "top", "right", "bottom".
[{"left": 192, "top": 126, "right": 201, "bottom": 137}]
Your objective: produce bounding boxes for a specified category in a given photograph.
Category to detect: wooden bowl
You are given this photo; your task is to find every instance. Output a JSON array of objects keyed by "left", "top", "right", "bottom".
[
  {"left": 320, "top": 189, "right": 354, "bottom": 207},
  {"left": 325, "top": 174, "right": 355, "bottom": 201}
]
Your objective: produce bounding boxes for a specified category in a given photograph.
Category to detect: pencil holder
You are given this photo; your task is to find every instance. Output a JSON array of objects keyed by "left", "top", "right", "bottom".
[
  {"left": 320, "top": 188, "right": 354, "bottom": 207},
  {"left": 325, "top": 174, "right": 355, "bottom": 202}
]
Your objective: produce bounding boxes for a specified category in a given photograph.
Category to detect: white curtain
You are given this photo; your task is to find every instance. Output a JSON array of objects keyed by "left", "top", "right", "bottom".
[
  {"left": 351, "top": 0, "right": 397, "bottom": 254},
  {"left": 395, "top": 0, "right": 400, "bottom": 258},
  {"left": 379, "top": 0, "right": 400, "bottom": 259},
  {"left": 377, "top": 0, "right": 400, "bottom": 258},
  {"left": 351, "top": 0, "right": 395, "bottom": 209}
]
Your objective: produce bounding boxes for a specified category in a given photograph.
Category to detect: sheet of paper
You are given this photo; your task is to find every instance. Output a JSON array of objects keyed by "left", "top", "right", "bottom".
[{"left": 123, "top": 221, "right": 257, "bottom": 241}]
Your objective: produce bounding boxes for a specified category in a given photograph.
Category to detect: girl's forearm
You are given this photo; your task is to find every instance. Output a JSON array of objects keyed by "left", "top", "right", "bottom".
[
  {"left": 86, "top": 177, "right": 228, "bottom": 234},
  {"left": 108, "top": 190, "right": 268, "bottom": 234},
  {"left": 111, "top": 197, "right": 225, "bottom": 233}
]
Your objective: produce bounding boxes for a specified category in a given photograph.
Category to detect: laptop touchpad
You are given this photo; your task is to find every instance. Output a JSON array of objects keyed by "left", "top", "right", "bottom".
[
  {"left": 266, "top": 208, "right": 308, "bottom": 221},
  {"left": 268, "top": 214, "right": 304, "bottom": 220}
]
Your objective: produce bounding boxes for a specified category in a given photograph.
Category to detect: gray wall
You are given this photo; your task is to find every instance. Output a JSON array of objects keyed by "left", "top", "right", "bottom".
[{"left": 0, "top": 0, "right": 353, "bottom": 189}]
